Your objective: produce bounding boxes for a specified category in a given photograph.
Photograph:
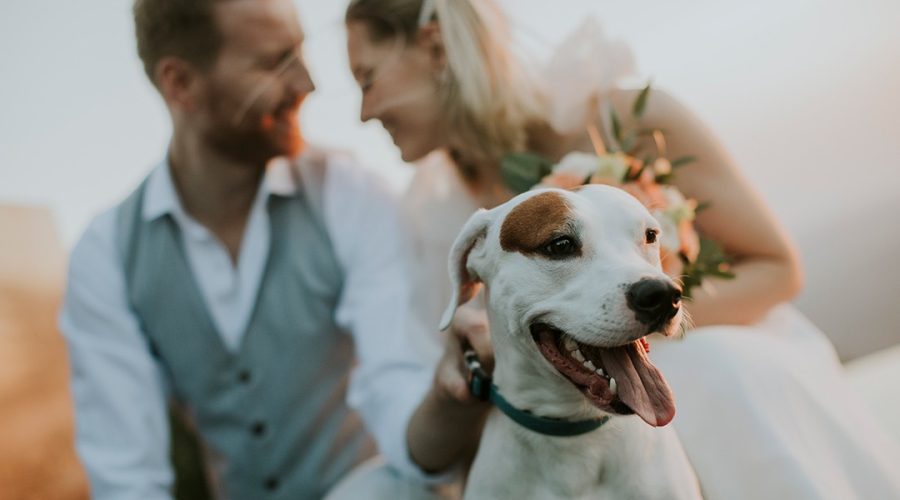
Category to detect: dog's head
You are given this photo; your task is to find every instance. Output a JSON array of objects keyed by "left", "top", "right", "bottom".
[{"left": 440, "top": 186, "right": 683, "bottom": 427}]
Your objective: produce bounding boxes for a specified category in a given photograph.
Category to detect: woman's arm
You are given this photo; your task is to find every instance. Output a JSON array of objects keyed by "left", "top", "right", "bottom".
[
  {"left": 406, "top": 304, "right": 492, "bottom": 472},
  {"left": 608, "top": 88, "right": 804, "bottom": 326}
]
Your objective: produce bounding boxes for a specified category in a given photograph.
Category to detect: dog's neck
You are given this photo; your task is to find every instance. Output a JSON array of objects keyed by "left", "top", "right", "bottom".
[
  {"left": 468, "top": 402, "right": 659, "bottom": 499},
  {"left": 478, "top": 308, "right": 660, "bottom": 496}
]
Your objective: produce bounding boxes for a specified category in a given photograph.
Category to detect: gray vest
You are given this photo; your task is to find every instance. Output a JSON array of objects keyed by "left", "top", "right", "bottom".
[{"left": 115, "top": 162, "right": 375, "bottom": 499}]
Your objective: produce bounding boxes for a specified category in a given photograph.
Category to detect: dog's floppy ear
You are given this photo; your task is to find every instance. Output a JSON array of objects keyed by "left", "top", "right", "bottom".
[{"left": 439, "top": 208, "right": 491, "bottom": 331}]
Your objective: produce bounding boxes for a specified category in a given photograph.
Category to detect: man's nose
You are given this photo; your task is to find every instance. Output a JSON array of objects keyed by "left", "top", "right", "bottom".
[{"left": 283, "top": 58, "right": 315, "bottom": 95}]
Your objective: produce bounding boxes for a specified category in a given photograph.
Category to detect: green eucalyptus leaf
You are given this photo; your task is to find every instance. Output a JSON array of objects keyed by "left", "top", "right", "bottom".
[
  {"left": 610, "top": 107, "right": 623, "bottom": 145},
  {"left": 500, "top": 152, "right": 553, "bottom": 194},
  {"left": 621, "top": 132, "right": 637, "bottom": 154},
  {"left": 671, "top": 155, "right": 698, "bottom": 168},
  {"left": 633, "top": 83, "right": 652, "bottom": 118},
  {"left": 679, "top": 237, "right": 734, "bottom": 298},
  {"left": 695, "top": 201, "right": 711, "bottom": 213},
  {"left": 696, "top": 238, "right": 729, "bottom": 264}
]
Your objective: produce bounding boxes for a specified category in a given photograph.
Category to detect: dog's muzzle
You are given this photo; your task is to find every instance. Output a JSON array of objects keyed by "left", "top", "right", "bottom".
[
  {"left": 626, "top": 278, "right": 682, "bottom": 331},
  {"left": 530, "top": 323, "right": 677, "bottom": 427}
]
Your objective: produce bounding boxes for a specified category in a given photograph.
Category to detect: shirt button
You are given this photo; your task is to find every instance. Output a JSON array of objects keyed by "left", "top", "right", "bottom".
[
  {"left": 251, "top": 421, "right": 267, "bottom": 437},
  {"left": 264, "top": 476, "right": 279, "bottom": 491},
  {"left": 238, "top": 370, "right": 251, "bottom": 384}
]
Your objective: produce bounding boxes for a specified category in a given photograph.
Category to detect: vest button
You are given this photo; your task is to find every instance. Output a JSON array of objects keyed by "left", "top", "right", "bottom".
[
  {"left": 264, "top": 476, "right": 279, "bottom": 491},
  {"left": 238, "top": 370, "right": 251, "bottom": 383},
  {"left": 251, "top": 421, "right": 267, "bottom": 437}
]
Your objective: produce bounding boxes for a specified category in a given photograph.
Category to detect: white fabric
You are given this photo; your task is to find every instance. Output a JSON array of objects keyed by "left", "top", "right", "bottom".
[
  {"left": 325, "top": 457, "right": 460, "bottom": 500},
  {"left": 60, "top": 152, "right": 439, "bottom": 499},
  {"left": 845, "top": 344, "right": 900, "bottom": 446},
  {"left": 540, "top": 17, "right": 636, "bottom": 135},
  {"left": 403, "top": 154, "right": 900, "bottom": 499},
  {"left": 651, "top": 307, "right": 900, "bottom": 499}
]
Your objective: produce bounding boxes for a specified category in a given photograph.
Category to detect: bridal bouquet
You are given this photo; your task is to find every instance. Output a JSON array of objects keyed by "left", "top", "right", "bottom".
[{"left": 501, "top": 85, "right": 733, "bottom": 297}]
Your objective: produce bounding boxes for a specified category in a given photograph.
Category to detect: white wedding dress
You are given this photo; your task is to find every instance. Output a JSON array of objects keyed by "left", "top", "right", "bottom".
[{"left": 402, "top": 151, "right": 900, "bottom": 499}]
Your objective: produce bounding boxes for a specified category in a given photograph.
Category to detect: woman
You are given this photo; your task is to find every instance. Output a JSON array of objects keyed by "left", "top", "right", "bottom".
[{"left": 344, "top": 0, "right": 900, "bottom": 498}]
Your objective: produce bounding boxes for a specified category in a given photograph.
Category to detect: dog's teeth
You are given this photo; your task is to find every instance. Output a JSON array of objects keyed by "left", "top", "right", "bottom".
[
  {"left": 573, "top": 349, "right": 585, "bottom": 362},
  {"left": 583, "top": 360, "right": 596, "bottom": 371},
  {"left": 596, "top": 368, "right": 606, "bottom": 376},
  {"left": 609, "top": 377, "right": 618, "bottom": 395},
  {"left": 563, "top": 337, "right": 578, "bottom": 352}
]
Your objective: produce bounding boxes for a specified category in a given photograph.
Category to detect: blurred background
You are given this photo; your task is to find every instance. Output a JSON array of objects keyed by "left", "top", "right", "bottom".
[{"left": 1, "top": 0, "right": 898, "bottom": 498}]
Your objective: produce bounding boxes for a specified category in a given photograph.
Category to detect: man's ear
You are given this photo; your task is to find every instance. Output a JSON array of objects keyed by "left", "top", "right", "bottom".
[
  {"left": 155, "top": 56, "right": 201, "bottom": 112},
  {"left": 416, "top": 22, "right": 447, "bottom": 77},
  {"left": 439, "top": 209, "right": 491, "bottom": 331}
]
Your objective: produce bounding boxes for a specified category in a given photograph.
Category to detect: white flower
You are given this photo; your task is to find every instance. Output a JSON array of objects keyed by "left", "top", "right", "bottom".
[
  {"left": 541, "top": 18, "right": 637, "bottom": 134},
  {"left": 653, "top": 158, "right": 672, "bottom": 176},
  {"left": 552, "top": 152, "right": 599, "bottom": 179},
  {"left": 595, "top": 153, "right": 629, "bottom": 183},
  {"left": 652, "top": 209, "right": 681, "bottom": 253},
  {"left": 551, "top": 151, "right": 630, "bottom": 185},
  {"left": 660, "top": 186, "right": 696, "bottom": 223}
]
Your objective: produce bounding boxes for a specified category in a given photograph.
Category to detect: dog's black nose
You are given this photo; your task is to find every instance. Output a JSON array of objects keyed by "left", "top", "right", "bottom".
[{"left": 626, "top": 278, "right": 682, "bottom": 326}]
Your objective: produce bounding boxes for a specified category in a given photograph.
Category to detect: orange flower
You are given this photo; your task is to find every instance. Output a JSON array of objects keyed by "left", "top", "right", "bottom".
[
  {"left": 619, "top": 181, "right": 652, "bottom": 206},
  {"left": 588, "top": 173, "right": 618, "bottom": 186},
  {"left": 619, "top": 171, "right": 666, "bottom": 211},
  {"left": 628, "top": 157, "right": 644, "bottom": 177},
  {"left": 636, "top": 169, "right": 667, "bottom": 210},
  {"left": 540, "top": 171, "right": 586, "bottom": 190}
]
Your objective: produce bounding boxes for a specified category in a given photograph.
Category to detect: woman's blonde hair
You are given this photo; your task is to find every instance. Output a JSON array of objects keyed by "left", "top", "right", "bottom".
[{"left": 346, "top": 0, "right": 544, "bottom": 172}]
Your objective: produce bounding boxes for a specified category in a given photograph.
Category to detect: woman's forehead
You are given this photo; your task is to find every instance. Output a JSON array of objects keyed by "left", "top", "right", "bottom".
[{"left": 347, "top": 22, "right": 411, "bottom": 76}]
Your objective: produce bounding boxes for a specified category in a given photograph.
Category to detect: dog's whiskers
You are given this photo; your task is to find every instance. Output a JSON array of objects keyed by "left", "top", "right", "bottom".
[{"left": 676, "top": 309, "right": 694, "bottom": 339}]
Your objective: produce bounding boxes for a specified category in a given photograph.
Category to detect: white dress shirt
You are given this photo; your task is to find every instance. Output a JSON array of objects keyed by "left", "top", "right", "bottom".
[{"left": 60, "top": 153, "right": 440, "bottom": 499}]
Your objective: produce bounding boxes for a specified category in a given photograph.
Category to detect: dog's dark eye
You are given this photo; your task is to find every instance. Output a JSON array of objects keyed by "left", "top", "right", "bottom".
[
  {"left": 541, "top": 236, "right": 579, "bottom": 259},
  {"left": 645, "top": 228, "right": 659, "bottom": 244}
]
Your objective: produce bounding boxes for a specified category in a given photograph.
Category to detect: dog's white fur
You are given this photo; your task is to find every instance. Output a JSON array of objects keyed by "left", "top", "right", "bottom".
[{"left": 441, "top": 186, "right": 702, "bottom": 499}]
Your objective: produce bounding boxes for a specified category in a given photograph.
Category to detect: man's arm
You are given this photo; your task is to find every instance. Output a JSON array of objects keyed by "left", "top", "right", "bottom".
[
  {"left": 323, "top": 156, "right": 488, "bottom": 480},
  {"left": 60, "top": 211, "right": 174, "bottom": 499}
]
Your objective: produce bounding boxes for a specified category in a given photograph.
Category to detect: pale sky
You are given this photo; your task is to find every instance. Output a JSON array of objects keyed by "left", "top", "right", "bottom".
[
  {"left": 2, "top": 0, "right": 898, "bottom": 246},
  {"left": 2, "top": 0, "right": 900, "bottom": 354}
]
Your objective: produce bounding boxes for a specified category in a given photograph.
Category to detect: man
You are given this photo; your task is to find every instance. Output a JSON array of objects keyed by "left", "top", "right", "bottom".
[{"left": 60, "top": 0, "right": 487, "bottom": 498}]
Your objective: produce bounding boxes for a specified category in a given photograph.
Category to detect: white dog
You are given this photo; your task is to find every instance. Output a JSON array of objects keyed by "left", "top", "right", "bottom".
[{"left": 440, "top": 186, "right": 703, "bottom": 499}]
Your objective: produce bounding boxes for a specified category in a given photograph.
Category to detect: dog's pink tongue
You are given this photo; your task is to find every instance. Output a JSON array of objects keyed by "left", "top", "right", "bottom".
[{"left": 598, "top": 343, "right": 676, "bottom": 426}]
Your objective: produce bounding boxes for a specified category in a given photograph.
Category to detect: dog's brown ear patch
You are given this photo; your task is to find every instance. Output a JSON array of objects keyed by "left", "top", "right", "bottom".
[{"left": 500, "top": 191, "right": 573, "bottom": 254}]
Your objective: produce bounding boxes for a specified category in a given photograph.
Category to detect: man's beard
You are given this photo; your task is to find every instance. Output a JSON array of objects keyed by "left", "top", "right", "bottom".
[
  {"left": 204, "top": 108, "right": 303, "bottom": 167},
  {"left": 203, "top": 84, "right": 305, "bottom": 166}
]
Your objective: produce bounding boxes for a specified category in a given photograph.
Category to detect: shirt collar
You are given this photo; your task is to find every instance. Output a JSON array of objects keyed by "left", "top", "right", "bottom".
[{"left": 141, "top": 156, "right": 301, "bottom": 223}]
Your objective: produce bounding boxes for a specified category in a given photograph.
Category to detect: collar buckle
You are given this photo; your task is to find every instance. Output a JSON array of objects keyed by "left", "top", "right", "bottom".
[{"left": 463, "top": 349, "right": 610, "bottom": 436}]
